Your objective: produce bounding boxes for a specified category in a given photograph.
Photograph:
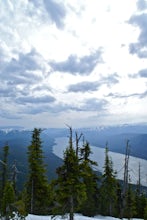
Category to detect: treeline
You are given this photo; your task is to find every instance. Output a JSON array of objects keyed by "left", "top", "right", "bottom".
[{"left": 0, "top": 127, "right": 147, "bottom": 220}]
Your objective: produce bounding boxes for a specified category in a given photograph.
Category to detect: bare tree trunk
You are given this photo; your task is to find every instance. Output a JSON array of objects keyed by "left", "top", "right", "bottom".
[
  {"left": 31, "top": 179, "right": 34, "bottom": 214},
  {"left": 137, "top": 162, "right": 141, "bottom": 195},
  {"left": 69, "top": 195, "right": 74, "bottom": 220},
  {"left": 109, "top": 201, "right": 112, "bottom": 216},
  {"left": 75, "top": 132, "right": 83, "bottom": 157},
  {"left": 11, "top": 160, "right": 18, "bottom": 194},
  {"left": 120, "top": 140, "right": 130, "bottom": 219}
]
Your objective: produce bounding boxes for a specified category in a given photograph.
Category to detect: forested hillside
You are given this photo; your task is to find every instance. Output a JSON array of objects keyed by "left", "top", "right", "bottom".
[
  {"left": 0, "top": 127, "right": 147, "bottom": 220},
  {"left": 0, "top": 124, "right": 147, "bottom": 189}
]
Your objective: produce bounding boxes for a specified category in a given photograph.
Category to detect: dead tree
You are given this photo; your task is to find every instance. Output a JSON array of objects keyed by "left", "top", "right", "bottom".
[
  {"left": 75, "top": 131, "right": 83, "bottom": 157},
  {"left": 137, "top": 162, "right": 141, "bottom": 195},
  {"left": 120, "top": 140, "right": 130, "bottom": 218}
]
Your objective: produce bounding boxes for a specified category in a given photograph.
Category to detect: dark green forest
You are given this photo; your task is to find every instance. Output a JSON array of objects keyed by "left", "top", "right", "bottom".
[{"left": 0, "top": 128, "right": 147, "bottom": 220}]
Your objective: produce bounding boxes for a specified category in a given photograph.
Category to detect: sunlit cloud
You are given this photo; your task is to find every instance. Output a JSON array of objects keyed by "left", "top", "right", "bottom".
[{"left": 0, "top": 0, "right": 147, "bottom": 128}]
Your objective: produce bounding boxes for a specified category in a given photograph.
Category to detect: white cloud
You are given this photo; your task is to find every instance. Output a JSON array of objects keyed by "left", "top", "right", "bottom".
[{"left": 0, "top": 0, "right": 147, "bottom": 128}]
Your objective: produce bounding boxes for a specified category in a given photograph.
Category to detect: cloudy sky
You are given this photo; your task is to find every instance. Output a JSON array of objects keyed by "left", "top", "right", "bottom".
[{"left": 0, "top": 0, "right": 147, "bottom": 129}]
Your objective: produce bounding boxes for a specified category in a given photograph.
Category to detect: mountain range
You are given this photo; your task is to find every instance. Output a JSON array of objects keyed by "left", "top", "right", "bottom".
[{"left": 0, "top": 124, "right": 147, "bottom": 190}]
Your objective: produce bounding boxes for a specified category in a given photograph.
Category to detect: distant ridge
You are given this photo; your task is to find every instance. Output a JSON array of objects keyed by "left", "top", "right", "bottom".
[{"left": 0, "top": 124, "right": 147, "bottom": 189}]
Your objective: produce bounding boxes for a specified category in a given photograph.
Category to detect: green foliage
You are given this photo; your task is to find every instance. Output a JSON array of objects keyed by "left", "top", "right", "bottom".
[
  {"left": 52, "top": 129, "right": 87, "bottom": 220},
  {"left": 99, "top": 146, "right": 118, "bottom": 216},
  {"left": 25, "top": 128, "right": 51, "bottom": 215},
  {"left": 52, "top": 131, "right": 100, "bottom": 220},
  {"left": 135, "top": 192, "right": 147, "bottom": 218},
  {"left": 79, "top": 169, "right": 99, "bottom": 217},
  {"left": 12, "top": 199, "right": 27, "bottom": 219},
  {"left": 124, "top": 184, "right": 136, "bottom": 219},
  {"left": 53, "top": 145, "right": 86, "bottom": 217},
  {"left": 115, "top": 182, "right": 123, "bottom": 218},
  {"left": 79, "top": 141, "right": 99, "bottom": 217},
  {"left": 144, "top": 204, "right": 147, "bottom": 220},
  {"left": 2, "top": 145, "right": 9, "bottom": 190},
  {"left": 1, "top": 181, "right": 15, "bottom": 218},
  {"left": 0, "top": 127, "right": 146, "bottom": 219},
  {"left": 0, "top": 144, "right": 9, "bottom": 213}
]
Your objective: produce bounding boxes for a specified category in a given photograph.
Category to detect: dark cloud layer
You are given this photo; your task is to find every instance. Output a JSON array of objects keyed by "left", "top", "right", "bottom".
[
  {"left": 29, "top": 0, "right": 66, "bottom": 28},
  {"left": 102, "top": 73, "right": 119, "bottom": 87},
  {"left": 81, "top": 98, "right": 108, "bottom": 112},
  {"left": 68, "top": 81, "right": 99, "bottom": 93},
  {"left": 0, "top": 49, "right": 48, "bottom": 105},
  {"left": 107, "top": 89, "right": 147, "bottom": 99},
  {"left": 0, "top": 48, "right": 54, "bottom": 113},
  {"left": 129, "top": 68, "right": 147, "bottom": 78},
  {"left": 137, "top": 0, "right": 147, "bottom": 11},
  {"left": 0, "top": 109, "right": 21, "bottom": 120},
  {"left": 129, "top": 13, "right": 147, "bottom": 58},
  {"left": 138, "top": 69, "right": 147, "bottom": 78},
  {"left": 50, "top": 50, "right": 103, "bottom": 75},
  {"left": 43, "top": 0, "right": 66, "bottom": 28},
  {"left": 22, "top": 102, "right": 78, "bottom": 115},
  {"left": 1, "top": 49, "right": 44, "bottom": 85},
  {"left": 0, "top": 87, "right": 16, "bottom": 98},
  {"left": 107, "top": 92, "right": 139, "bottom": 99},
  {"left": 16, "top": 95, "right": 55, "bottom": 105},
  {"left": 21, "top": 97, "right": 108, "bottom": 115},
  {"left": 139, "top": 90, "right": 147, "bottom": 98},
  {"left": 67, "top": 73, "right": 119, "bottom": 93},
  {"left": 23, "top": 105, "right": 50, "bottom": 115}
]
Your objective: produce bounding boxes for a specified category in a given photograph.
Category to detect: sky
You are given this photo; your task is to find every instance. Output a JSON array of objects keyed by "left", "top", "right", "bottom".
[{"left": 0, "top": 0, "right": 147, "bottom": 129}]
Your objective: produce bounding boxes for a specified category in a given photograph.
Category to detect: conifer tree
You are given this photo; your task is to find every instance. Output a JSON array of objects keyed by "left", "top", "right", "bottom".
[
  {"left": 0, "top": 144, "right": 9, "bottom": 214},
  {"left": 144, "top": 204, "right": 147, "bottom": 220},
  {"left": 1, "top": 145, "right": 9, "bottom": 193},
  {"left": 53, "top": 127, "right": 86, "bottom": 220},
  {"left": 25, "top": 128, "right": 50, "bottom": 215},
  {"left": 99, "top": 146, "right": 118, "bottom": 216},
  {"left": 79, "top": 141, "right": 99, "bottom": 217},
  {"left": 115, "top": 181, "right": 123, "bottom": 218},
  {"left": 124, "top": 181, "right": 136, "bottom": 219},
  {"left": 134, "top": 162, "right": 147, "bottom": 218},
  {"left": 1, "top": 181, "right": 15, "bottom": 219},
  {"left": 135, "top": 191, "right": 146, "bottom": 218}
]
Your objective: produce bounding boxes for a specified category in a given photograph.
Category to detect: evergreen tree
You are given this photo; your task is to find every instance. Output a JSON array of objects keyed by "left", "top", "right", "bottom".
[
  {"left": 1, "top": 181, "right": 15, "bottom": 219},
  {"left": 52, "top": 127, "right": 86, "bottom": 220},
  {"left": 25, "top": 128, "right": 50, "bottom": 215},
  {"left": 79, "top": 141, "right": 99, "bottom": 217},
  {"left": 134, "top": 162, "right": 147, "bottom": 219},
  {"left": 124, "top": 182, "right": 136, "bottom": 219},
  {"left": 135, "top": 191, "right": 147, "bottom": 218},
  {"left": 0, "top": 144, "right": 9, "bottom": 214},
  {"left": 115, "top": 181, "right": 123, "bottom": 218},
  {"left": 12, "top": 199, "right": 27, "bottom": 220},
  {"left": 144, "top": 204, "right": 147, "bottom": 220},
  {"left": 1, "top": 145, "right": 9, "bottom": 193},
  {"left": 99, "top": 146, "right": 118, "bottom": 216}
]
